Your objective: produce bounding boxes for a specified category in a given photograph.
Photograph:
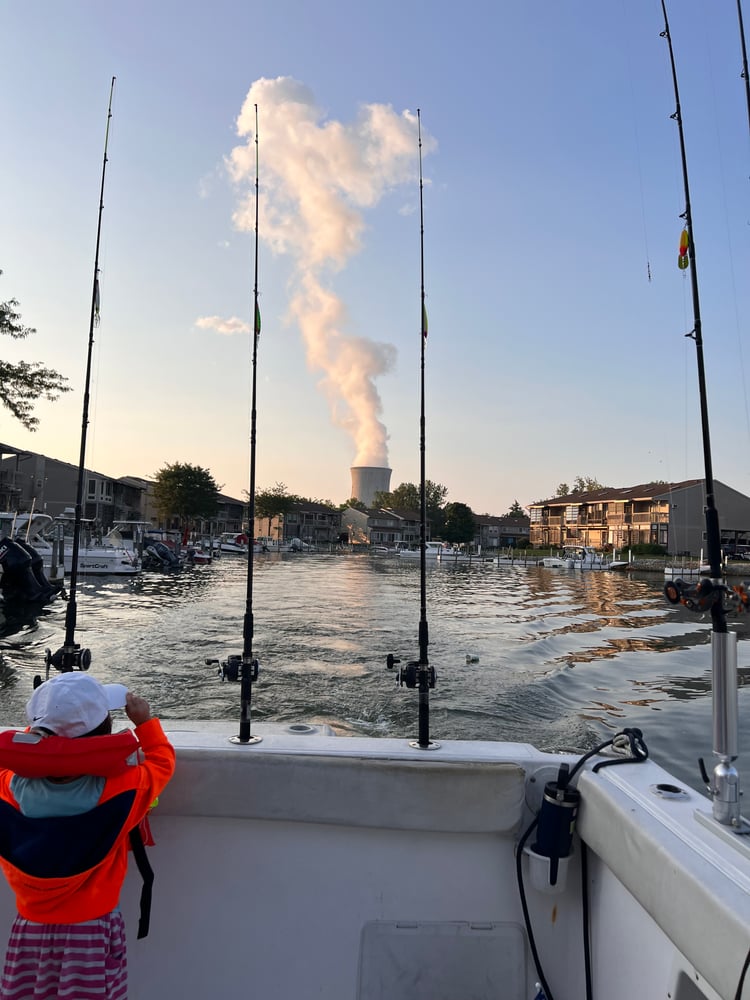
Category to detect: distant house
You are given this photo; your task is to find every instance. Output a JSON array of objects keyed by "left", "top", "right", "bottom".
[
  {"left": 0, "top": 444, "right": 145, "bottom": 528},
  {"left": 473, "top": 514, "right": 530, "bottom": 551},
  {"left": 339, "top": 507, "right": 427, "bottom": 548},
  {"left": 254, "top": 501, "right": 342, "bottom": 547},
  {"left": 0, "top": 444, "right": 248, "bottom": 534},
  {"left": 527, "top": 479, "right": 750, "bottom": 555}
]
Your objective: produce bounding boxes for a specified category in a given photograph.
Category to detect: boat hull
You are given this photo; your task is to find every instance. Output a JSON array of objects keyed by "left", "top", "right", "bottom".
[{"left": 0, "top": 724, "right": 741, "bottom": 1000}]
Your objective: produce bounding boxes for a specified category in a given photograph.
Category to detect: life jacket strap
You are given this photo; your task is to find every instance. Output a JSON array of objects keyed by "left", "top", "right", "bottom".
[{"left": 128, "top": 825, "right": 154, "bottom": 939}]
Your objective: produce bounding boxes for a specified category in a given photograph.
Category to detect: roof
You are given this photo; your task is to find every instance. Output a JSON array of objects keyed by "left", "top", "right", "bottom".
[
  {"left": 530, "top": 480, "right": 704, "bottom": 507},
  {"left": 473, "top": 514, "right": 530, "bottom": 527},
  {"left": 287, "top": 500, "right": 338, "bottom": 514}
]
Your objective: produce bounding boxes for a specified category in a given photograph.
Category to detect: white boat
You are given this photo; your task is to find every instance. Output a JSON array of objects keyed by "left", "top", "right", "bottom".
[
  {"left": 664, "top": 563, "right": 713, "bottom": 578},
  {"left": 46, "top": 511, "right": 141, "bottom": 576},
  {"left": 398, "top": 540, "right": 446, "bottom": 559},
  {"left": 541, "top": 546, "right": 631, "bottom": 571},
  {"left": 2, "top": 511, "right": 141, "bottom": 577},
  {"left": 212, "top": 532, "right": 250, "bottom": 554},
  {"left": 1, "top": 713, "right": 747, "bottom": 1000},
  {"left": 665, "top": 551, "right": 714, "bottom": 578},
  {"left": 3, "top": 22, "right": 747, "bottom": 996},
  {"left": 541, "top": 545, "right": 603, "bottom": 569}
]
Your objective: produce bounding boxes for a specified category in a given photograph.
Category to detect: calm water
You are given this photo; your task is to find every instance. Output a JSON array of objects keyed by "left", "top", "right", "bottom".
[{"left": 2, "top": 553, "right": 749, "bottom": 793}]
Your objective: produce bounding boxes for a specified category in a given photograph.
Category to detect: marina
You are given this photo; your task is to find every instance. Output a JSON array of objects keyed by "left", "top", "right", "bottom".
[{"left": 1, "top": 554, "right": 748, "bottom": 796}]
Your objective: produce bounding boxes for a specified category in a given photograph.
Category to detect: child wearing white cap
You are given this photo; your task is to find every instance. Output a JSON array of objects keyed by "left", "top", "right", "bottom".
[{"left": 0, "top": 672, "right": 175, "bottom": 999}]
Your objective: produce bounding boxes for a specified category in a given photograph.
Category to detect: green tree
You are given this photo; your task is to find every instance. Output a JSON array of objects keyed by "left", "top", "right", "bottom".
[
  {"left": 573, "top": 476, "right": 605, "bottom": 493},
  {"left": 506, "top": 500, "right": 525, "bottom": 517},
  {"left": 375, "top": 480, "right": 449, "bottom": 537},
  {"left": 1, "top": 271, "right": 70, "bottom": 429},
  {"left": 442, "top": 502, "right": 476, "bottom": 545},
  {"left": 255, "top": 482, "right": 298, "bottom": 536},
  {"left": 554, "top": 477, "right": 606, "bottom": 498},
  {"left": 153, "top": 462, "right": 220, "bottom": 529},
  {"left": 341, "top": 497, "right": 367, "bottom": 511}
]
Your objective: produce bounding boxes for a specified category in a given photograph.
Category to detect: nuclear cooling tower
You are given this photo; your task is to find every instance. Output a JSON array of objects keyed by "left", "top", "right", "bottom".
[{"left": 350, "top": 466, "right": 391, "bottom": 507}]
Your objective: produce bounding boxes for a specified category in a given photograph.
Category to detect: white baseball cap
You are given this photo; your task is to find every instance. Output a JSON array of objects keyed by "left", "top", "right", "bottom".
[{"left": 26, "top": 673, "right": 129, "bottom": 738}]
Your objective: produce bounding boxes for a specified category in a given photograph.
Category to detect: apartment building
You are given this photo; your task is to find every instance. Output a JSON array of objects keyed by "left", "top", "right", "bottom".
[{"left": 528, "top": 479, "right": 750, "bottom": 555}]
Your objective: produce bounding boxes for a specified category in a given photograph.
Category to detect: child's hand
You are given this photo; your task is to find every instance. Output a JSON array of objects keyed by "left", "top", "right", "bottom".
[{"left": 125, "top": 693, "right": 152, "bottom": 727}]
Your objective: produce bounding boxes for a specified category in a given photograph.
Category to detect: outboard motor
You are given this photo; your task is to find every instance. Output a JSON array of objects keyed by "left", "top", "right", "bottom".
[
  {"left": 13, "top": 538, "right": 59, "bottom": 597},
  {"left": 0, "top": 538, "right": 55, "bottom": 603},
  {"left": 144, "top": 541, "right": 181, "bottom": 570}
]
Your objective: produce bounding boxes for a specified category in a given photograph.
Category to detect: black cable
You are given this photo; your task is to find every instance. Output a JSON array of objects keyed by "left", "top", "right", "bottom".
[
  {"left": 515, "top": 729, "right": 650, "bottom": 1000},
  {"left": 735, "top": 942, "right": 750, "bottom": 1000},
  {"left": 580, "top": 842, "right": 592, "bottom": 1000},
  {"left": 515, "top": 815, "right": 556, "bottom": 1000}
]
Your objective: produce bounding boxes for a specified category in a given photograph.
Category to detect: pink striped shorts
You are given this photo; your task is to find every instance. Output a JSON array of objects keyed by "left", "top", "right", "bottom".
[{"left": 0, "top": 911, "right": 127, "bottom": 999}]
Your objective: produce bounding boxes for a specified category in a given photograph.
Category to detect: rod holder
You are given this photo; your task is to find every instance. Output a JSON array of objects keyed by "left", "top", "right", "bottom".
[{"left": 711, "top": 631, "right": 741, "bottom": 826}]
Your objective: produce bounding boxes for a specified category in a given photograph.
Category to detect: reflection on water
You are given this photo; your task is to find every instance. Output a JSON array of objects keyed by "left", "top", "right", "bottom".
[{"left": 1, "top": 554, "right": 749, "bottom": 793}]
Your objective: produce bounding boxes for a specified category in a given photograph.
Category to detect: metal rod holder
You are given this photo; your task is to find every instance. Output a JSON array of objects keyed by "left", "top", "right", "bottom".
[{"left": 711, "top": 631, "right": 741, "bottom": 827}]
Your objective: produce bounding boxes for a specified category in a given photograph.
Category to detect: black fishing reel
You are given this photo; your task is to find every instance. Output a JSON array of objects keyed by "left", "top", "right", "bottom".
[
  {"left": 208, "top": 655, "right": 260, "bottom": 683},
  {"left": 664, "top": 577, "right": 750, "bottom": 615},
  {"left": 43, "top": 644, "right": 92, "bottom": 673},
  {"left": 33, "top": 644, "right": 93, "bottom": 689},
  {"left": 386, "top": 654, "right": 436, "bottom": 689}
]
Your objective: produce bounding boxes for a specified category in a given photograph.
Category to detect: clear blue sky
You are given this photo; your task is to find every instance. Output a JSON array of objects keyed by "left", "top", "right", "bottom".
[{"left": 2, "top": 1, "right": 749, "bottom": 513}]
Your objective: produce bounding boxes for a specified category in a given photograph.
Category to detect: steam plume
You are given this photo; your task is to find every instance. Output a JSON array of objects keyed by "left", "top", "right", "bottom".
[{"left": 226, "top": 76, "right": 432, "bottom": 467}]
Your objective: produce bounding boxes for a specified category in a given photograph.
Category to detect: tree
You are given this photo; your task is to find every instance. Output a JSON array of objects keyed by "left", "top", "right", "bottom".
[
  {"left": 341, "top": 497, "right": 367, "bottom": 512},
  {"left": 506, "top": 500, "right": 525, "bottom": 517},
  {"left": 255, "top": 482, "right": 298, "bottom": 536},
  {"left": 573, "top": 476, "right": 605, "bottom": 493},
  {"left": 374, "top": 480, "right": 449, "bottom": 535},
  {"left": 442, "top": 502, "right": 476, "bottom": 545},
  {"left": 0, "top": 271, "right": 71, "bottom": 429},
  {"left": 554, "top": 477, "right": 606, "bottom": 498},
  {"left": 153, "top": 462, "right": 220, "bottom": 529}
]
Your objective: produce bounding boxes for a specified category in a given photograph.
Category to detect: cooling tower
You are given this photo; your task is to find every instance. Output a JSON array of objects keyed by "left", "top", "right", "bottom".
[{"left": 350, "top": 466, "right": 392, "bottom": 506}]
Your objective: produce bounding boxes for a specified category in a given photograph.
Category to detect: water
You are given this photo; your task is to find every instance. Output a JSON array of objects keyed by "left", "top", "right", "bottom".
[{"left": 2, "top": 553, "right": 749, "bottom": 794}]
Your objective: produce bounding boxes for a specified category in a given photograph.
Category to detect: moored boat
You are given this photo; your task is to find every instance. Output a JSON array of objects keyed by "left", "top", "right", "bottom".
[{"left": 212, "top": 532, "right": 250, "bottom": 555}]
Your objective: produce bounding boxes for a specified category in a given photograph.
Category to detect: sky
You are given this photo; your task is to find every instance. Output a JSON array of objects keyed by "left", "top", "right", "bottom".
[{"left": 1, "top": 1, "right": 749, "bottom": 515}]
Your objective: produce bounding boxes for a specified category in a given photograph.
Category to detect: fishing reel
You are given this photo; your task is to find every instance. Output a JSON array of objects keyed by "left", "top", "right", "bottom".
[
  {"left": 208, "top": 655, "right": 260, "bottom": 683},
  {"left": 33, "top": 644, "right": 93, "bottom": 689},
  {"left": 43, "top": 644, "right": 92, "bottom": 673},
  {"left": 386, "top": 654, "right": 436, "bottom": 689},
  {"left": 664, "top": 577, "right": 750, "bottom": 615}
]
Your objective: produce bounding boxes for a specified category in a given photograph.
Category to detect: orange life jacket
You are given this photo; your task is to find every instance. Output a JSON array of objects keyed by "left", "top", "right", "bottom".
[
  {"left": 0, "top": 728, "right": 138, "bottom": 778},
  {"left": 0, "top": 718, "right": 175, "bottom": 934}
]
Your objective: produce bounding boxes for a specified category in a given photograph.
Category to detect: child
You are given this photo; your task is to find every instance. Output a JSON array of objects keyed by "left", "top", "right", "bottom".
[{"left": 0, "top": 671, "right": 175, "bottom": 999}]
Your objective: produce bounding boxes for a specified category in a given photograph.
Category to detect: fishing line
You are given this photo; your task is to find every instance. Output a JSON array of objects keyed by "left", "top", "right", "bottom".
[
  {"left": 618, "top": 0, "right": 653, "bottom": 281},
  {"left": 88, "top": 84, "right": 118, "bottom": 472},
  {"left": 699, "top": 1, "right": 750, "bottom": 463}
]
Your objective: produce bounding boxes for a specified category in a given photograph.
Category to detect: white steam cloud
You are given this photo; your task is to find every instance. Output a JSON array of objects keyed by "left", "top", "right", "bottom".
[
  {"left": 226, "top": 76, "right": 433, "bottom": 468},
  {"left": 195, "top": 315, "right": 251, "bottom": 336}
]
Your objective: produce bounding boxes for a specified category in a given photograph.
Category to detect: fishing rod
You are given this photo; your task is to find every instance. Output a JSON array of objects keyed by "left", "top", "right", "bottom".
[
  {"left": 207, "top": 106, "right": 262, "bottom": 745},
  {"left": 42, "top": 77, "right": 116, "bottom": 682},
  {"left": 738, "top": 0, "right": 750, "bottom": 139},
  {"left": 660, "top": 4, "right": 745, "bottom": 830},
  {"left": 386, "top": 109, "right": 438, "bottom": 750}
]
